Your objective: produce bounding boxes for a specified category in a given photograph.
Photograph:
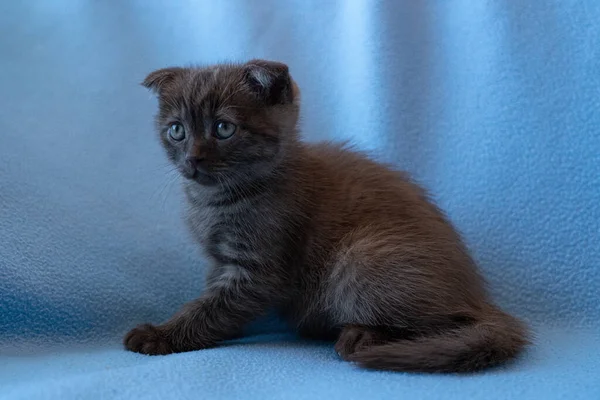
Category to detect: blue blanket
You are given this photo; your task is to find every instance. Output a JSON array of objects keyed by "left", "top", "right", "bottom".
[{"left": 1, "top": 1, "right": 599, "bottom": 399}]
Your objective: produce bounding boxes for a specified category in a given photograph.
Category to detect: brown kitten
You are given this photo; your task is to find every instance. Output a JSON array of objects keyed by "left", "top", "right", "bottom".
[{"left": 124, "top": 59, "right": 529, "bottom": 372}]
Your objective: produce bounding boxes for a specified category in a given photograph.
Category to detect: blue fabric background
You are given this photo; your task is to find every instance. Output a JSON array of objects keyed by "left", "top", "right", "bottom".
[{"left": 1, "top": 1, "right": 598, "bottom": 399}]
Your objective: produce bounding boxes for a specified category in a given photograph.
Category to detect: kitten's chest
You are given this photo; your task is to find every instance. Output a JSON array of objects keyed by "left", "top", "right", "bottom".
[
  {"left": 185, "top": 198, "right": 277, "bottom": 268},
  {"left": 185, "top": 204, "right": 217, "bottom": 244}
]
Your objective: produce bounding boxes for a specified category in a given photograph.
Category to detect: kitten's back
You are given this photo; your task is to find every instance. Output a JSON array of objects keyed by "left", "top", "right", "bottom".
[{"left": 296, "top": 142, "right": 528, "bottom": 372}]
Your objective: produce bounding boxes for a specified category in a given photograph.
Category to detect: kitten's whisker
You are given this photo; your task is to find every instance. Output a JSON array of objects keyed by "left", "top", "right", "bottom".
[
  {"left": 150, "top": 168, "right": 179, "bottom": 211},
  {"left": 161, "top": 180, "right": 175, "bottom": 211},
  {"left": 160, "top": 173, "right": 179, "bottom": 212},
  {"left": 150, "top": 177, "right": 170, "bottom": 205}
]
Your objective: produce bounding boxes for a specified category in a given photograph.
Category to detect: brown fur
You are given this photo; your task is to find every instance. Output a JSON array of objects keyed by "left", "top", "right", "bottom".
[{"left": 124, "top": 59, "right": 529, "bottom": 373}]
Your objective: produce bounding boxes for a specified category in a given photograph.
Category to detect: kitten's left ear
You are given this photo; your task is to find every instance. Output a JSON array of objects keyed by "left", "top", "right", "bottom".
[
  {"left": 142, "top": 67, "right": 184, "bottom": 94},
  {"left": 244, "top": 60, "right": 295, "bottom": 105}
]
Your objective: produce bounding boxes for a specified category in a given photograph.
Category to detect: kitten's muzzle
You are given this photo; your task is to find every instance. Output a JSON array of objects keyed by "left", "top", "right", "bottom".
[
  {"left": 182, "top": 156, "right": 217, "bottom": 186},
  {"left": 183, "top": 156, "right": 204, "bottom": 179},
  {"left": 185, "top": 156, "right": 203, "bottom": 170}
]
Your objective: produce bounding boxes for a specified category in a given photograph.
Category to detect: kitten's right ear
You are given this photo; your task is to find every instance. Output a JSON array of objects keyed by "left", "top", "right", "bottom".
[
  {"left": 141, "top": 67, "right": 184, "bottom": 94},
  {"left": 243, "top": 60, "right": 294, "bottom": 105}
]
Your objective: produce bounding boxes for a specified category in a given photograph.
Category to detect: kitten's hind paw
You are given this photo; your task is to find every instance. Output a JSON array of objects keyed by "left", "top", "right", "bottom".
[
  {"left": 124, "top": 323, "right": 173, "bottom": 355},
  {"left": 335, "top": 325, "right": 383, "bottom": 360}
]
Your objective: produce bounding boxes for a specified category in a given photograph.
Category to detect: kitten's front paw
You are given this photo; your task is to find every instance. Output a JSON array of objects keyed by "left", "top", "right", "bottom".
[{"left": 124, "top": 324, "right": 174, "bottom": 355}]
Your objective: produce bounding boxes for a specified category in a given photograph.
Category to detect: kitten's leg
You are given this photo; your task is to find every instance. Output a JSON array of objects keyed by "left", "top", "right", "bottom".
[{"left": 124, "top": 267, "right": 281, "bottom": 355}]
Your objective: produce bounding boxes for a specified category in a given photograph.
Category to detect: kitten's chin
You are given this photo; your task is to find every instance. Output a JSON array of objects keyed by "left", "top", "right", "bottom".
[
  {"left": 194, "top": 173, "right": 220, "bottom": 187},
  {"left": 182, "top": 170, "right": 219, "bottom": 187}
]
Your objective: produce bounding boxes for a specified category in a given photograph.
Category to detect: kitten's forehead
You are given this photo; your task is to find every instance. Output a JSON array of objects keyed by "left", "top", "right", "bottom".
[
  {"left": 155, "top": 60, "right": 296, "bottom": 121},
  {"left": 156, "top": 65, "right": 248, "bottom": 120},
  {"left": 180, "top": 66, "right": 247, "bottom": 106},
  {"left": 192, "top": 65, "right": 243, "bottom": 92}
]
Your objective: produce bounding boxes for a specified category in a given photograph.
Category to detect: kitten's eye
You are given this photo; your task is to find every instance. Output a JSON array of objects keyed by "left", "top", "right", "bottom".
[
  {"left": 215, "top": 121, "right": 237, "bottom": 139},
  {"left": 168, "top": 123, "right": 186, "bottom": 141}
]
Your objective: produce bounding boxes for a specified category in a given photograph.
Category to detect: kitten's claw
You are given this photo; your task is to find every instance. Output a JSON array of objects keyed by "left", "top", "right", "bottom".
[{"left": 124, "top": 323, "right": 174, "bottom": 355}]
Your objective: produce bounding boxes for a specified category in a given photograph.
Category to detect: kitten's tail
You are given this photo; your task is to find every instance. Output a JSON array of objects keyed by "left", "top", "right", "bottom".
[{"left": 349, "top": 307, "right": 529, "bottom": 373}]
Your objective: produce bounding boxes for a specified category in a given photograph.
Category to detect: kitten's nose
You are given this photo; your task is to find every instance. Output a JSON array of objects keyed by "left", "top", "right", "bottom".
[{"left": 185, "top": 156, "right": 204, "bottom": 171}]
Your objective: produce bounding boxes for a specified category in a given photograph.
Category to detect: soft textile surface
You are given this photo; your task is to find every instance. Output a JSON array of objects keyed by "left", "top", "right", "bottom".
[{"left": 1, "top": 1, "right": 598, "bottom": 399}]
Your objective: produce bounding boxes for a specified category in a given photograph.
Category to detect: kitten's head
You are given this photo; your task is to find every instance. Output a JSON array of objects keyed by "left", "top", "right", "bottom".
[{"left": 143, "top": 60, "right": 300, "bottom": 186}]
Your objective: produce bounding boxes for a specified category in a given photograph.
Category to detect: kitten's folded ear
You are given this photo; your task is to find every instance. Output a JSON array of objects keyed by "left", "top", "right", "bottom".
[
  {"left": 244, "top": 60, "right": 295, "bottom": 105},
  {"left": 142, "top": 67, "right": 184, "bottom": 94}
]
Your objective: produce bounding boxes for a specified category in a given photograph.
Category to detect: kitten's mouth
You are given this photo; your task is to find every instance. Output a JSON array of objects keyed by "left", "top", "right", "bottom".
[{"left": 185, "top": 169, "right": 219, "bottom": 186}]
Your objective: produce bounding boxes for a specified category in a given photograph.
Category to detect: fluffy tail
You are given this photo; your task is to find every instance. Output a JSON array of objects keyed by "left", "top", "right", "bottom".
[{"left": 349, "top": 309, "right": 529, "bottom": 373}]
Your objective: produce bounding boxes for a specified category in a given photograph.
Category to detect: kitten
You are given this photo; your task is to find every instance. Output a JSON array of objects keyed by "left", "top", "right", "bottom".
[{"left": 124, "top": 59, "right": 529, "bottom": 372}]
